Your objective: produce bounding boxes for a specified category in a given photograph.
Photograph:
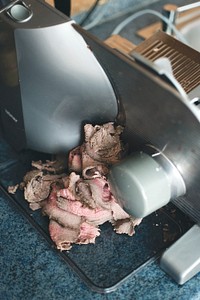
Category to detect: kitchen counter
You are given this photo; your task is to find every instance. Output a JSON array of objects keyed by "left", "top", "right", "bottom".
[{"left": 1, "top": 0, "right": 200, "bottom": 299}]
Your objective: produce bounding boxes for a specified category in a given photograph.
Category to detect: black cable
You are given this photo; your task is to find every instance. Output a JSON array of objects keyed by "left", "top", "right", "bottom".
[{"left": 79, "top": 0, "right": 101, "bottom": 26}]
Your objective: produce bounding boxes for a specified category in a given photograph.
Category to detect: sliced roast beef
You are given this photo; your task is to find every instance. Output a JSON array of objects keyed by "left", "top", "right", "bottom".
[
  {"left": 49, "top": 219, "right": 100, "bottom": 251},
  {"left": 68, "top": 146, "right": 82, "bottom": 173},
  {"left": 41, "top": 184, "right": 85, "bottom": 228},
  {"left": 31, "top": 155, "right": 67, "bottom": 174},
  {"left": 112, "top": 218, "right": 136, "bottom": 236},
  {"left": 57, "top": 196, "right": 112, "bottom": 225},
  {"left": 49, "top": 220, "right": 78, "bottom": 251},
  {"left": 17, "top": 122, "right": 142, "bottom": 251},
  {"left": 69, "top": 122, "right": 124, "bottom": 180},
  {"left": 76, "top": 222, "right": 100, "bottom": 244},
  {"left": 23, "top": 170, "right": 65, "bottom": 204},
  {"left": 84, "top": 122, "right": 124, "bottom": 164}
]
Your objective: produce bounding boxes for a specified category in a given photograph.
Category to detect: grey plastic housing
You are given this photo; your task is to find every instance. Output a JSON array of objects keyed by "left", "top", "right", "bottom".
[
  {"left": 108, "top": 149, "right": 186, "bottom": 219},
  {"left": 108, "top": 152, "right": 171, "bottom": 218},
  {"left": 160, "top": 224, "right": 200, "bottom": 284}
]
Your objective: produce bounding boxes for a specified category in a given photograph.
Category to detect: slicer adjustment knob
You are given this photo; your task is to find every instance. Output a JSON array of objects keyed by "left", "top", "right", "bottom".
[
  {"left": 7, "top": 3, "right": 33, "bottom": 23},
  {"left": 108, "top": 146, "right": 186, "bottom": 218}
]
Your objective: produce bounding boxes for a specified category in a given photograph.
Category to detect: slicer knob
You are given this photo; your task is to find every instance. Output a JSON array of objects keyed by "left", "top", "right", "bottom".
[
  {"left": 7, "top": 3, "right": 33, "bottom": 23},
  {"left": 108, "top": 147, "right": 186, "bottom": 218}
]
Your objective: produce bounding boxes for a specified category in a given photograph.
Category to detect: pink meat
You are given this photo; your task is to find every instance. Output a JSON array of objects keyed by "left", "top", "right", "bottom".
[
  {"left": 41, "top": 185, "right": 84, "bottom": 228},
  {"left": 49, "top": 220, "right": 100, "bottom": 251},
  {"left": 21, "top": 122, "right": 142, "bottom": 251},
  {"left": 57, "top": 197, "right": 113, "bottom": 226},
  {"left": 68, "top": 146, "right": 82, "bottom": 173},
  {"left": 49, "top": 220, "right": 78, "bottom": 251},
  {"left": 77, "top": 222, "right": 100, "bottom": 244},
  {"left": 57, "top": 172, "right": 80, "bottom": 201},
  {"left": 86, "top": 177, "right": 112, "bottom": 209}
]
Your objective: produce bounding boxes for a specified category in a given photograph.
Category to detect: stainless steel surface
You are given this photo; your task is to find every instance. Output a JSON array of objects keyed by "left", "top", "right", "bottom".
[
  {"left": 76, "top": 28, "right": 200, "bottom": 223},
  {"left": 15, "top": 20, "right": 118, "bottom": 153},
  {"left": 180, "top": 17, "right": 200, "bottom": 52},
  {"left": 1, "top": 0, "right": 200, "bottom": 223},
  {"left": 76, "top": 27, "right": 200, "bottom": 223},
  {"left": 0, "top": 0, "right": 18, "bottom": 12},
  {"left": 144, "top": 144, "right": 186, "bottom": 200},
  {"left": 0, "top": 0, "right": 118, "bottom": 153},
  {"left": 162, "top": 1, "right": 200, "bottom": 34},
  {"left": 127, "top": 31, "right": 200, "bottom": 222}
]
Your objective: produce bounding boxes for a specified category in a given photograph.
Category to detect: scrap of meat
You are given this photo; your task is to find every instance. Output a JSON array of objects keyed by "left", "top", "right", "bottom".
[
  {"left": 11, "top": 122, "right": 142, "bottom": 251},
  {"left": 49, "top": 220, "right": 100, "bottom": 251},
  {"left": 7, "top": 184, "right": 19, "bottom": 194},
  {"left": 31, "top": 155, "right": 67, "bottom": 174},
  {"left": 23, "top": 170, "right": 66, "bottom": 204}
]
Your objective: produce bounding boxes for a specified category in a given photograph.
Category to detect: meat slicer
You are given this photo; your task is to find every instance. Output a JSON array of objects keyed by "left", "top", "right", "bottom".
[{"left": 0, "top": 0, "right": 200, "bottom": 285}]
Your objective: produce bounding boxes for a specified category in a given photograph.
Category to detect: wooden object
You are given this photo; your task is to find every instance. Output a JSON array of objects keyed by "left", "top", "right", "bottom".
[
  {"left": 137, "top": 6, "right": 200, "bottom": 40},
  {"left": 104, "top": 34, "right": 136, "bottom": 56}
]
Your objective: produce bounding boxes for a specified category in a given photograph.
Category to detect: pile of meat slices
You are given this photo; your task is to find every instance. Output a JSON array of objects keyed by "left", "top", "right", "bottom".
[{"left": 10, "top": 123, "right": 142, "bottom": 251}]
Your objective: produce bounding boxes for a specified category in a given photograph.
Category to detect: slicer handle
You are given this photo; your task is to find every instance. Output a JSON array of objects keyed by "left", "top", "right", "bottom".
[{"left": 160, "top": 224, "right": 200, "bottom": 284}]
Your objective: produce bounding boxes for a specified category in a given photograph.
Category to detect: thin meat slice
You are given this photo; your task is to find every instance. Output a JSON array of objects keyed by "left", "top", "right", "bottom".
[
  {"left": 41, "top": 184, "right": 84, "bottom": 228},
  {"left": 23, "top": 170, "right": 51, "bottom": 203},
  {"left": 75, "top": 179, "right": 96, "bottom": 208},
  {"left": 112, "top": 217, "right": 142, "bottom": 236},
  {"left": 68, "top": 123, "right": 124, "bottom": 180},
  {"left": 57, "top": 172, "right": 80, "bottom": 201},
  {"left": 31, "top": 155, "right": 67, "bottom": 174},
  {"left": 81, "top": 146, "right": 109, "bottom": 178},
  {"left": 49, "top": 220, "right": 100, "bottom": 251},
  {"left": 49, "top": 220, "right": 78, "bottom": 251},
  {"left": 69, "top": 144, "right": 108, "bottom": 179},
  {"left": 84, "top": 122, "right": 124, "bottom": 164},
  {"left": 18, "top": 122, "right": 142, "bottom": 251},
  {"left": 86, "top": 177, "right": 112, "bottom": 209},
  {"left": 77, "top": 222, "right": 100, "bottom": 244},
  {"left": 57, "top": 172, "right": 96, "bottom": 208},
  {"left": 23, "top": 170, "right": 65, "bottom": 203},
  {"left": 57, "top": 197, "right": 113, "bottom": 226},
  {"left": 68, "top": 146, "right": 82, "bottom": 173}
]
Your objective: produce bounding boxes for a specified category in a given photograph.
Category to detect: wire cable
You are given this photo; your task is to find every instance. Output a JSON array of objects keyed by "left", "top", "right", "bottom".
[
  {"left": 83, "top": 0, "right": 111, "bottom": 30},
  {"left": 111, "top": 9, "right": 188, "bottom": 45},
  {"left": 79, "top": 0, "right": 101, "bottom": 26}
]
